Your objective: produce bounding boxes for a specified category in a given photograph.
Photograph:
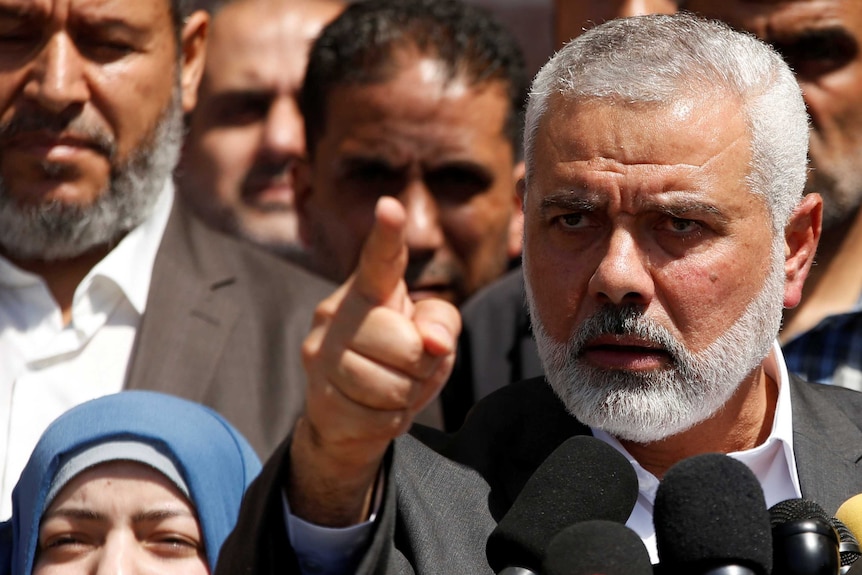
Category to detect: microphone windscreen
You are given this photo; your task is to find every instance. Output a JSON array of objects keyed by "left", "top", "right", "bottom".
[
  {"left": 654, "top": 453, "right": 771, "bottom": 575},
  {"left": 486, "top": 435, "right": 638, "bottom": 573},
  {"left": 769, "top": 498, "right": 840, "bottom": 575},
  {"left": 838, "top": 495, "right": 862, "bottom": 545},
  {"left": 542, "top": 519, "right": 652, "bottom": 575},
  {"left": 830, "top": 517, "right": 861, "bottom": 569},
  {"left": 770, "top": 498, "right": 831, "bottom": 526}
]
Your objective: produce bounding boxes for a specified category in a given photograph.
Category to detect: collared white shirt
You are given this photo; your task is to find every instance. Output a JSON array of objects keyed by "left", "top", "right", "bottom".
[
  {"left": 593, "top": 341, "right": 801, "bottom": 563},
  {"left": 0, "top": 182, "right": 174, "bottom": 518}
]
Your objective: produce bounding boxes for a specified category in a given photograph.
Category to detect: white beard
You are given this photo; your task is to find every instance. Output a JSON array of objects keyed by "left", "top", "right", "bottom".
[{"left": 526, "top": 242, "right": 785, "bottom": 444}]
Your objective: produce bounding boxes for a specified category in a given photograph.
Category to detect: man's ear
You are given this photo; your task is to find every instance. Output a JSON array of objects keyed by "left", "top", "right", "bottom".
[
  {"left": 784, "top": 193, "right": 823, "bottom": 308},
  {"left": 507, "top": 161, "right": 526, "bottom": 259},
  {"left": 179, "top": 10, "right": 209, "bottom": 113}
]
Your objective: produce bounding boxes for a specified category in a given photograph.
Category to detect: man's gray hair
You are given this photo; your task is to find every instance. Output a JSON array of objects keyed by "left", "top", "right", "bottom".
[{"left": 524, "top": 13, "right": 809, "bottom": 232}]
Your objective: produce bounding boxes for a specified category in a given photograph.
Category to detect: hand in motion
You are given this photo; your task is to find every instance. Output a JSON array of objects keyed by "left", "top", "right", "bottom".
[{"left": 289, "top": 196, "right": 461, "bottom": 526}]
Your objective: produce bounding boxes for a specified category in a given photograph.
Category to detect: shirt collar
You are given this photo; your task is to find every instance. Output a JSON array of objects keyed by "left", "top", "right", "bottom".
[
  {"left": 592, "top": 340, "right": 801, "bottom": 503},
  {"left": 78, "top": 180, "right": 174, "bottom": 316},
  {"left": 0, "top": 180, "right": 174, "bottom": 317}
]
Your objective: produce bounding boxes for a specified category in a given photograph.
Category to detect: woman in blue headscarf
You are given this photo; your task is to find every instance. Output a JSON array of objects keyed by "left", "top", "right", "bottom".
[{"left": 0, "top": 390, "right": 261, "bottom": 574}]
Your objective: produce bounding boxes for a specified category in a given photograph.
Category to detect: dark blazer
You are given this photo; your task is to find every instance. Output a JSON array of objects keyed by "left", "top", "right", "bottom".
[
  {"left": 215, "top": 374, "right": 862, "bottom": 574},
  {"left": 125, "top": 200, "right": 335, "bottom": 458},
  {"left": 444, "top": 267, "right": 542, "bottom": 430}
]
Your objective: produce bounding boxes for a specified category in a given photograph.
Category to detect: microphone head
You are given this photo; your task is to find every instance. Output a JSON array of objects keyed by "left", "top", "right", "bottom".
[
  {"left": 838, "top": 495, "right": 862, "bottom": 547},
  {"left": 830, "top": 517, "right": 861, "bottom": 570},
  {"left": 542, "top": 519, "right": 652, "bottom": 575},
  {"left": 486, "top": 435, "right": 638, "bottom": 573},
  {"left": 654, "top": 453, "right": 771, "bottom": 575},
  {"left": 770, "top": 498, "right": 840, "bottom": 575}
]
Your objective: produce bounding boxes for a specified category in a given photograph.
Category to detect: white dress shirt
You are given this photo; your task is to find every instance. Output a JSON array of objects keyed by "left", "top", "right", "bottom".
[
  {"left": 593, "top": 341, "right": 802, "bottom": 563},
  {"left": 0, "top": 183, "right": 174, "bottom": 518}
]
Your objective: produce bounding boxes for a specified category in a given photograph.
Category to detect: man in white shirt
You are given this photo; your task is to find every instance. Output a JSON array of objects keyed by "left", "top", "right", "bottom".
[
  {"left": 216, "top": 12, "right": 862, "bottom": 575},
  {"left": 0, "top": 0, "right": 332, "bottom": 517}
]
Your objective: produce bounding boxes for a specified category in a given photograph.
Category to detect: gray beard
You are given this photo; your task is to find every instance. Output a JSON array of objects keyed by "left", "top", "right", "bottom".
[
  {"left": 526, "top": 242, "right": 785, "bottom": 444},
  {"left": 0, "top": 89, "right": 184, "bottom": 261}
]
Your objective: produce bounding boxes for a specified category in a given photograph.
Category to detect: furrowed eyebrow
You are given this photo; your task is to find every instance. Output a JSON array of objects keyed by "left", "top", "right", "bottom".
[
  {"left": 650, "top": 199, "right": 723, "bottom": 219},
  {"left": 539, "top": 192, "right": 603, "bottom": 215}
]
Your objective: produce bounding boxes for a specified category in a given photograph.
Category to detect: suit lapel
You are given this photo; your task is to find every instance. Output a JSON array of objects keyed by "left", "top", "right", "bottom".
[
  {"left": 790, "top": 376, "right": 862, "bottom": 514},
  {"left": 126, "top": 201, "right": 241, "bottom": 401}
]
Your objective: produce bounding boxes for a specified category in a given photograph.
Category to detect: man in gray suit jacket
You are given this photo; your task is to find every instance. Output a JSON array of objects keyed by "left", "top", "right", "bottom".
[
  {"left": 0, "top": 0, "right": 331, "bottom": 512},
  {"left": 216, "top": 13, "right": 862, "bottom": 574}
]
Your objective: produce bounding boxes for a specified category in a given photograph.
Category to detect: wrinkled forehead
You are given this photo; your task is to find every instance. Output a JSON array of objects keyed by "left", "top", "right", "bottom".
[{"left": 526, "top": 86, "right": 749, "bottom": 181}]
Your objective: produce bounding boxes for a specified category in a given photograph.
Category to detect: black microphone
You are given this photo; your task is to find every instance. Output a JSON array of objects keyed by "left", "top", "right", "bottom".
[
  {"left": 486, "top": 435, "right": 639, "bottom": 574},
  {"left": 654, "top": 453, "right": 772, "bottom": 575},
  {"left": 770, "top": 498, "right": 840, "bottom": 575},
  {"left": 830, "top": 517, "right": 861, "bottom": 574},
  {"left": 542, "top": 519, "right": 653, "bottom": 575}
]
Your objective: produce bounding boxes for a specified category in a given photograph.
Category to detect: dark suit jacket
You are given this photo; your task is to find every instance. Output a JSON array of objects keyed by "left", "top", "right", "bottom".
[
  {"left": 215, "top": 374, "right": 862, "bottom": 574},
  {"left": 125, "top": 200, "right": 334, "bottom": 458},
  {"left": 444, "top": 267, "right": 542, "bottom": 430}
]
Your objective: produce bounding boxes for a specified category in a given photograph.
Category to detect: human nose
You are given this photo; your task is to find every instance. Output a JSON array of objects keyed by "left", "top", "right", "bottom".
[
  {"left": 401, "top": 182, "right": 444, "bottom": 256},
  {"left": 588, "top": 228, "right": 655, "bottom": 305},
  {"left": 24, "top": 34, "right": 89, "bottom": 114},
  {"left": 93, "top": 535, "right": 136, "bottom": 575},
  {"left": 261, "top": 97, "right": 304, "bottom": 158}
]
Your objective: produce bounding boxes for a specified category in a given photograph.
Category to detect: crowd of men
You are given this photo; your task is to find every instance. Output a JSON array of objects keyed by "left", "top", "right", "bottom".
[{"left": 2, "top": 0, "right": 862, "bottom": 573}]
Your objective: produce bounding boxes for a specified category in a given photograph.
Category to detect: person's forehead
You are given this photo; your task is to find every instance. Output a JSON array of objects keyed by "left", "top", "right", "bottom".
[
  {"left": 533, "top": 93, "right": 751, "bottom": 178},
  {"left": 0, "top": 0, "right": 173, "bottom": 22},
  {"left": 322, "top": 74, "right": 513, "bottom": 154},
  {"left": 205, "top": 0, "right": 341, "bottom": 89}
]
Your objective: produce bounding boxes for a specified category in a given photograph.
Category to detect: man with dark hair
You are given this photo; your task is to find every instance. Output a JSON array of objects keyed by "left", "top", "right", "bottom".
[
  {"left": 294, "top": 0, "right": 527, "bottom": 308},
  {"left": 0, "top": 0, "right": 331, "bottom": 516},
  {"left": 179, "top": 0, "right": 345, "bottom": 255}
]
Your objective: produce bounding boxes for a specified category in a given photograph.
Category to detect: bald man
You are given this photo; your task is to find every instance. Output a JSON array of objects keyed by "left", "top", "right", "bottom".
[{"left": 179, "top": 0, "right": 345, "bottom": 256}]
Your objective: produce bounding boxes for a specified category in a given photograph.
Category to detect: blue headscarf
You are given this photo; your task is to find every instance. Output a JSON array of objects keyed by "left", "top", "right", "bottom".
[{"left": 0, "top": 391, "right": 262, "bottom": 574}]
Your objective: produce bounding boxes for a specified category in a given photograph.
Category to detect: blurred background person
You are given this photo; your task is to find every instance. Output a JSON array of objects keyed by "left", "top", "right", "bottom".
[
  {"left": 0, "top": 391, "right": 261, "bottom": 574},
  {"left": 294, "top": 0, "right": 528, "bottom": 308},
  {"left": 179, "top": 0, "right": 346, "bottom": 256}
]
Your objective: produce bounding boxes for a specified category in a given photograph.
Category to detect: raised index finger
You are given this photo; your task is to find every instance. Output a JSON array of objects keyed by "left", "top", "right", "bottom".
[{"left": 352, "top": 196, "right": 409, "bottom": 306}]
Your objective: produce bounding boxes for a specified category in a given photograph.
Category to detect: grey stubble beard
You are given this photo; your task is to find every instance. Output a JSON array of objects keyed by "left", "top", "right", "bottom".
[{"left": 0, "top": 87, "right": 185, "bottom": 262}]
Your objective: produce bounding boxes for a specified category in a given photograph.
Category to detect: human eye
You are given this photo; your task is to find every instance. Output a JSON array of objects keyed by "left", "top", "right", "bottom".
[
  {"left": 148, "top": 532, "right": 204, "bottom": 559},
  {"left": 770, "top": 28, "right": 858, "bottom": 79},
  {"left": 338, "top": 158, "right": 406, "bottom": 198},
  {"left": 77, "top": 36, "right": 134, "bottom": 62},
  {"left": 37, "top": 530, "right": 93, "bottom": 564},
  {"left": 555, "top": 212, "right": 590, "bottom": 230},
  {"left": 212, "top": 94, "right": 270, "bottom": 126},
  {"left": 0, "top": 18, "right": 41, "bottom": 54},
  {"left": 665, "top": 217, "right": 700, "bottom": 234}
]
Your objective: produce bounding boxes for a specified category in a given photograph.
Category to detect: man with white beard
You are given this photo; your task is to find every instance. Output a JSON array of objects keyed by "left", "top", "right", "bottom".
[
  {"left": 216, "top": 14, "right": 862, "bottom": 573},
  {"left": 0, "top": 0, "right": 332, "bottom": 517}
]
